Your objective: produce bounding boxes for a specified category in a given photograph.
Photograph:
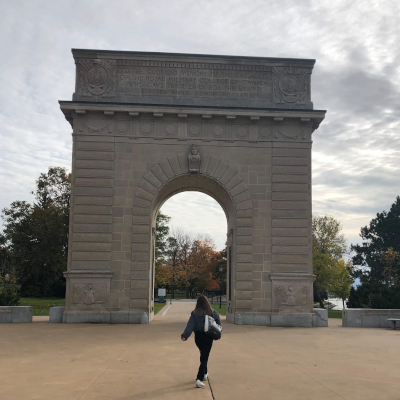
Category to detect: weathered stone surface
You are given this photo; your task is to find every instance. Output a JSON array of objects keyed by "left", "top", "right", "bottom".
[
  {"left": 76, "top": 142, "right": 114, "bottom": 151},
  {"left": 73, "top": 233, "right": 112, "bottom": 242},
  {"left": 49, "top": 307, "right": 65, "bottom": 323},
  {"left": 0, "top": 308, "right": 12, "bottom": 323},
  {"left": 313, "top": 308, "right": 328, "bottom": 327},
  {"left": 74, "top": 196, "right": 113, "bottom": 206},
  {"left": 11, "top": 307, "right": 33, "bottom": 323},
  {"left": 75, "top": 169, "right": 114, "bottom": 178},
  {"left": 60, "top": 49, "right": 325, "bottom": 326},
  {"left": 72, "top": 50, "right": 316, "bottom": 110},
  {"left": 342, "top": 309, "right": 400, "bottom": 328}
]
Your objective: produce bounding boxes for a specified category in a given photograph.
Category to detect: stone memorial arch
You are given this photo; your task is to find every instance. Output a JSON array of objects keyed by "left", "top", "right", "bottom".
[{"left": 60, "top": 49, "right": 325, "bottom": 326}]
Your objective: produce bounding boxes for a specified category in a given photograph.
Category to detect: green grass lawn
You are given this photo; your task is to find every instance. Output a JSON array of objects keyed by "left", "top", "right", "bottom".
[
  {"left": 154, "top": 302, "right": 167, "bottom": 315},
  {"left": 211, "top": 304, "right": 226, "bottom": 316},
  {"left": 19, "top": 297, "right": 223, "bottom": 317},
  {"left": 20, "top": 297, "right": 65, "bottom": 316},
  {"left": 328, "top": 309, "right": 342, "bottom": 318}
]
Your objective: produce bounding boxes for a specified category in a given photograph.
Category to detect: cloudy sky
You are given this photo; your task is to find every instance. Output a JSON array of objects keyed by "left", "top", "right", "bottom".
[{"left": 1, "top": 0, "right": 399, "bottom": 251}]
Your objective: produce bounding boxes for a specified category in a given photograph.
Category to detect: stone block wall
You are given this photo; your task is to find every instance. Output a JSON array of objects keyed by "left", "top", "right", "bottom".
[{"left": 60, "top": 49, "right": 325, "bottom": 325}]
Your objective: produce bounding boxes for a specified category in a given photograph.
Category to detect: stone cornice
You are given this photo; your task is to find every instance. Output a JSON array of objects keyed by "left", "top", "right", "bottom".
[
  {"left": 71, "top": 48, "right": 316, "bottom": 67},
  {"left": 60, "top": 101, "right": 326, "bottom": 131}
]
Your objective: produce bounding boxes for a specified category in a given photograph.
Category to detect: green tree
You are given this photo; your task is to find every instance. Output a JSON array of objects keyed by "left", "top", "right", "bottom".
[
  {"left": 0, "top": 234, "right": 12, "bottom": 277},
  {"left": 0, "top": 274, "right": 20, "bottom": 306},
  {"left": 327, "top": 259, "right": 353, "bottom": 308},
  {"left": 348, "top": 281, "right": 400, "bottom": 309},
  {"left": 312, "top": 214, "right": 347, "bottom": 308},
  {"left": 1, "top": 167, "right": 70, "bottom": 297},
  {"left": 381, "top": 247, "right": 399, "bottom": 287},
  {"left": 351, "top": 196, "right": 400, "bottom": 283},
  {"left": 155, "top": 212, "right": 170, "bottom": 268}
]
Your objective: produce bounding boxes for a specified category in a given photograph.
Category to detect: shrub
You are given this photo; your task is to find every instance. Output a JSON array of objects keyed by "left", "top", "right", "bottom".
[
  {"left": 348, "top": 282, "right": 400, "bottom": 309},
  {"left": 0, "top": 275, "right": 21, "bottom": 306}
]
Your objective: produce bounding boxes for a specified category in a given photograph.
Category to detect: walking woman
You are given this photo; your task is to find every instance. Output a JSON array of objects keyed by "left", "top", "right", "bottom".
[{"left": 181, "top": 295, "right": 222, "bottom": 388}]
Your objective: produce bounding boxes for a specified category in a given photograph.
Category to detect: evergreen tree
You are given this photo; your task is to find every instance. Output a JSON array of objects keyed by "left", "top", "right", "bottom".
[
  {"left": 351, "top": 196, "right": 400, "bottom": 283},
  {"left": 155, "top": 212, "right": 170, "bottom": 268}
]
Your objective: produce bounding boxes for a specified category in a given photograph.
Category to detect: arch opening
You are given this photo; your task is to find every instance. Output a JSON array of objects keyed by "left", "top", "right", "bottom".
[{"left": 148, "top": 174, "right": 236, "bottom": 319}]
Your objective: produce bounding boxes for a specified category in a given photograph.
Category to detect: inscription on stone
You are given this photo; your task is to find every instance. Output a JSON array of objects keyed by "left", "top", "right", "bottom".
[
  {"left": 116, "top": 62, "right": 272, "bottom": 101},
  {"left": 74, "top": 53, "right": 314, "bottom": 108}
]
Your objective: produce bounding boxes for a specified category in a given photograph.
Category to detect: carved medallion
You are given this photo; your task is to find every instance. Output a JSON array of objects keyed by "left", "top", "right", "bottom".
[
  {"left": 188, "top": 124, "right": 202, "bottom": 137},
  {"left": 258, "top": 126, "right": 272, "bottom": 140},
  {"left": 212, "top": 125, "right": 224, "bottom": 138},
  {"left": 273, "top": 67, "right": 308, "bottom": 105},
  {"left": 234, "top": 125, "right": 248, "bottom": 139},
  {"left": 87, "top": 65, "right": 108, "bottom": 89},
  {"left": 188, "top": 144, "right": 201, "bottom": 173},
  {"left": 116, "top": 122, "right": 129, "bottom": 135},
  {"left": 165, "top": 123, "right": 177, "bottom": 137},
  {"left": 139, "top": 122, "right": 153, "bottom": 136},
  {"left": 77, "top": 59, "right": 116, "bottom": 98},
  {"left": 279, "top": 73, "right": 301, "bottom": 95}
]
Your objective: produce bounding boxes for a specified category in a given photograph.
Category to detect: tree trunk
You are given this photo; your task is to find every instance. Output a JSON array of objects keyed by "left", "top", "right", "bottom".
[{"left": 314, "top": 287, "right": 325, "bottom": 308}]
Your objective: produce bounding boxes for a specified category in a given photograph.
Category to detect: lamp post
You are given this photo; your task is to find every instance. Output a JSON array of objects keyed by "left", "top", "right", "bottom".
[
  {"left": 219, "top": 266, "right": 223, "bottom": 309},
  {"left": 171, "top": 248, "right": 177, "bottom": 303}
]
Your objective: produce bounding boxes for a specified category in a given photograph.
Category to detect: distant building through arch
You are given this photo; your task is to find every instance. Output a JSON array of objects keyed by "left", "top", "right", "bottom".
[{"left": 60, "top": 49, "right": 325, "bottom": 326}]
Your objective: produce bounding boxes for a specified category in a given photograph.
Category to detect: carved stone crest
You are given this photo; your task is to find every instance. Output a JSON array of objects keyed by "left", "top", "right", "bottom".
[
  {"left": 188, "top": 144, "right": 201, "bottom": 173},
  {"left": 73, "top": 283, "right": 107, "bottom": 305},
  {"left": 274, "top": 285, "right": 307, "bottom": 308},
  {"left": 77, "top": 59, "right": 116, "bottom": 98},
  {"left": 272, "top": 67, "right": 309, "bottom": 105}
]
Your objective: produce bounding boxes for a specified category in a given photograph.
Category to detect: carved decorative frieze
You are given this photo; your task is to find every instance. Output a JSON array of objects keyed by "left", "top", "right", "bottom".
[
  {"left": 273, "top": 126, "right": 307, "bottom": 141},
  {"left": 78, "top": 120, "right": 114, "bottom": 135},
  {"left": 73, "top": 113, "right": 312, "bottom": 142}
]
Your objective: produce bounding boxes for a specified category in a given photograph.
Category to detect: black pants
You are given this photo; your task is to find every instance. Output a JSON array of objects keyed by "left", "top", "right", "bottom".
[{"left": 194, "top": 331, "right": 213, "bottom": 381}]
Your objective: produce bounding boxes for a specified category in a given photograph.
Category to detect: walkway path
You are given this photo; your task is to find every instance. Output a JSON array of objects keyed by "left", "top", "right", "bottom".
[{"left": 1, "top": 303, "right": 400, "bottom": 399}]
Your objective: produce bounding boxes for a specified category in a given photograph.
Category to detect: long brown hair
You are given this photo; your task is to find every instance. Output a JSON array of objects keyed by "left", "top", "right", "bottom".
[{"left": 194, "top": 295, "right": 213, "bottom": 316}]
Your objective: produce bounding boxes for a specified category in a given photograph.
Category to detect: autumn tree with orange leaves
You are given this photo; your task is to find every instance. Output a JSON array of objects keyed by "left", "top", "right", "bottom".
[{"left": 156, "top": 227, "right": 225, "bottom": 298}]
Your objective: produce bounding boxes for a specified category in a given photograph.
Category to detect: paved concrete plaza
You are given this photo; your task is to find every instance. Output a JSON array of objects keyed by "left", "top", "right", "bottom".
[{"left": 1, "top": 302, "right": 400, "bottom": 400}]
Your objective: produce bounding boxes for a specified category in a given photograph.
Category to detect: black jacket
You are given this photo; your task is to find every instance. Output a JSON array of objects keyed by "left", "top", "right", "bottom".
[{"left": 181, "top": 309, "right": 222, "bottom": 339}]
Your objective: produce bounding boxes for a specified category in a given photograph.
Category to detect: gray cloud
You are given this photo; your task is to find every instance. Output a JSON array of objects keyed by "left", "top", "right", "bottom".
[{"left": 1, "top": 0, "right": 399, "bottom": 249}]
